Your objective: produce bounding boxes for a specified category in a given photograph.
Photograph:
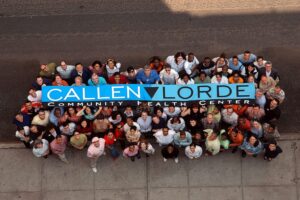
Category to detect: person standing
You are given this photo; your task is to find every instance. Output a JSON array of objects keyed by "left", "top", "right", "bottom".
[
  {"left": 50, "top": 135, "right": 69, "bottom": 163},
  {"left": 87, "top": 137, "right": 106, "bottom": 173}
]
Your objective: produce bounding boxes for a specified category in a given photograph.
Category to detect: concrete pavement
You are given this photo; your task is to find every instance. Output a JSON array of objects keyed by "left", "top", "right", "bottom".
[{"left": 0, "top": 139, "right": 299, "bottom": 200}]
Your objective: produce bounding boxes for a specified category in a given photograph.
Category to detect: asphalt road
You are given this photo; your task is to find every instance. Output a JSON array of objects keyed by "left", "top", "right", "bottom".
[{"left": 0, "top": 0, "right": 300, "bottom": 141}]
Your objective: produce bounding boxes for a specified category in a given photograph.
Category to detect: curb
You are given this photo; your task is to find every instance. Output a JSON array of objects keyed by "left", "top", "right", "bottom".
[{"left": 0, "top": 132, "right": 299, "bottom": 149}]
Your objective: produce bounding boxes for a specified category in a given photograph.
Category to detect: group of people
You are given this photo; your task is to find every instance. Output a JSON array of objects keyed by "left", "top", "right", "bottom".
[{"left": 13, "top": 50, "right": 284, "bottom": 173}]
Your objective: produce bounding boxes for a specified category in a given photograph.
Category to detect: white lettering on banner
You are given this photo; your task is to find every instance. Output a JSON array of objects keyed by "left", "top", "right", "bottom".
[
  {"left": 96, "top": 87, "right": 109, "bottom": 99},
  {"left": 64, "top": 88, "right": 80, "bottom": 101},
  {"left": 47, "top": 89, "right": 63, "bottom": 101},
  {"left": 112, "top": 86, "right": 125, "bottom": 99},
  {"left": 127, "top": 86, "right": 141, "bottom": 98},
  {"left": 82, "top": 88, "right": 95, "bottom": 100}
]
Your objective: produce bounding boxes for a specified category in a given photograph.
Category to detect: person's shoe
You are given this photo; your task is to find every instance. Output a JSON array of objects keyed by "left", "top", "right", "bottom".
[
  {"left": 92, "top": 167, "right": 97, "bottom": 173},
  {"left": 174, "top": 158, "right": 179, "bottom": 163},
  {"left": 163, "top": 158, "right": 167, "bottom": 162},
  {"left": 103, "top": 151, "right": 106, "bottom": 155},
  {"left": 61, "top": 157, "right": 69, "bottom": 164},
  {"left": 241, "top": 151, "right": 246, "bottom": 158}
]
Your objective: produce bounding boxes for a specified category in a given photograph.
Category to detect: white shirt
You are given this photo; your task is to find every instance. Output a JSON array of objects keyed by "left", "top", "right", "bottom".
[
  {"left": 185, "top": 145, "right": 203, "bottom": 159},
  {"left": 123, "top": 122, "right": 140, "bottom": 133},
  {"left": 106, "top": 63, "right": 121, "bottom": 77},
  {"left": 56, "top": 65, "right": 75, "bottom": 79},
  {"left": 32, "top": 139, "right": 49, "bottom": 157},
  {"left": 140, "top": 143, "right": 155, "bottom": 154},
  {"left": 166, "top": 55, "right": 185, "bottom": 72},
  {"left": 87, "top": 138, "right": 105, "bottom": 158},
  {"left": 177, "top": 78, "right": 195, "bottom": 85},
  {"left": 159, "top": 69, "right": 179, "bottom": 84},
  {"left": 163, "top": 107, "right": 181, "bottom": 118},
  {"left": 27, "top": 90, "right": 42, "bottom": 102},
  {"left": 184, "top": 56, "right": 199, "bottom": 75},
  {"left": 153, "top": 130, "right": 175, "bottom": 145},
  {"left": 59, "top": 122, "right": 76, "bottom": 136},
  {"left": 211, "top": 76, "right": 229, "bottom": 84}
]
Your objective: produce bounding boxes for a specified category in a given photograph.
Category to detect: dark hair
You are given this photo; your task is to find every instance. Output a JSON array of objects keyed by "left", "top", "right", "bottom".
[
  {"left": 75, "top": 63, "right": 82, "bottom": 67},
  {"left": 257, "top": 56, "right": 264, "bottom": 60},
  {"left": 171, "top": 117, "right": 180, "bottom": 123},
  {"left": 190, "top": 143, "right": 196, "bottom": 148},
  {"left": 113, "top": 72, "right": 121, "bottom": 76},
  {"left": 130, "top": 126, "right": 137, "bottom": 131},
  {"left": 268, "top": 139, "right": 277, "bottom": 146},
  {"left": 232, "top": 55, "right": 238, "bottom": 60},
  {"left": 199, "top": 71, "right": 207, "bottom": 76},
  {"left": 92, "top": 60, "right": 102, "bottom": 67},
  {"left": 164, "top": 63, "right": 171, "bottom": 69},
  {"left": 215, "top": 72, "right": 223, "bottom": 77},
  {"left": 149, "top": 56, "right": 161, "bottom": 63},
  {"left": 188, "top": 52, "right": 194, "bottom": 56},
  {"left": 174, "top": 52, "right": 186, "bottom": 64},
  {"left": 111, "top": 111, "right": 120, "bottom": 120},
  {"left": 244, "top": 50, "right": 251, "bottom": 54},
  {"left": 246, "top": 132, "right": 259, "bottom": 147},
  {"left": 127, "top": 66, "right": 135, "bottom": 73}
]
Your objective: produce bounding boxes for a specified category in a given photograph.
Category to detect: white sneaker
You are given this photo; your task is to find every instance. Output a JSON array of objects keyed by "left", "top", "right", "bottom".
[
  {"left": 174, "top": 158, "right": 179, "bottom": 163},
  {"left": 92, "top": 167, "right": 97, "bottom": 173},
  {"left": 163, "top": 158, "right": 167, "bottom": 162}
]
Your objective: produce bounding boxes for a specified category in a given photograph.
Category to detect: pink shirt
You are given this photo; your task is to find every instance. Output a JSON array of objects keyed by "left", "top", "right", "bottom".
[
  {"left": 50, "top": 135, "right": 67, "bottom": 155},
  {"left": 87, "top": 138, "right": 105, "bottom": 158},
  {"left": 123, "top": 145, "right": 139, "bottom": 157}
]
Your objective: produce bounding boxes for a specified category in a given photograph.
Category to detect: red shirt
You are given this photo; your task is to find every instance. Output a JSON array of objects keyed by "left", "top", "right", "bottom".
[
  {"left": 108, "top": 75, "right": 128, "bottom": 84},
  {"left": 104, "top": 135, "right": 116, "bottom": 145}
]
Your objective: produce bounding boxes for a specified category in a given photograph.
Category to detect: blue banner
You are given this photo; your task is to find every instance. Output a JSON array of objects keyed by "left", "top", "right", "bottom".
[{"left": 42, "top": 84, "right": 255, "bottom": 106}]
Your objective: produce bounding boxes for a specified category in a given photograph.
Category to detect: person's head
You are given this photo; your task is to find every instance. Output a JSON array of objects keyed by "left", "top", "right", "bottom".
[
  {"left": 62, "top": 121, "right": 70, "bottom": 129},
  {"left": 217, "top": 55, "right": 226, "bottom": 65},
  {"left": 194, "top": 132, "right": 202, "bottom": 140},
  {"left": 189, "top": 143, "right": 196, "bottom": 153},
  {"left": 150, "top": 56, "right": 162, "bottom": 67},
  {"left": 208, "top": 131, "right": 218, "bottom": 140},
  {"left": 255, "top": 89, "right": 264, "bottom": 98},
  {"left": 111, "top": 111, "right": 121, "bottom": 121},
  {"left": 230, "top": 127, "right": 239, "bottom": 137},
  {"left": 130, "top": 126, "right": 137, "bottom": 134},
  {"left": 274, "top": 85, "right": 282, "bottom": 93},
  {"left": 252, "top": 104, "right": 260, "bottom": 112},
  {"left": 179, "top": 131, "right": 186, "bottom": 140},
  {"left": 155, "top": 107, "right": 164, "bottom": 117},
  {"left": 40, "top": 64, "right": 48, "bottom": 71},
  {"left": 126, "top": 66, "right": 135, "bottom": 77},
  {"left": 107, "top": 58, "right": 117, "bottom": 69},
  {"left": 222, "top": 65, "right": 229, "bottom": 74},
  {"left": 152, "top": 115, "right": 160, "bottom": 124},
  {"left": 92, "top": 60, "right": 102, "bottom": 70},
  {"left": 167, "top": 144, "right": 175, "bottom": 153},
  {"left": 207, "top": 113, "right": 214, "bottom": 123},
  {"left": 174, "top": 52, "right": 186, "bottom": 64},
  {"left": 182, "top": 73, "right": 190, "bottom": 83},
  {"left": 267, "top": 123, "right": 276, "bottom": 133},
  {"left": 55, "top": 135, "right": 63, "bottom": 144},
  {"left": 162, "top": 127, "right": 169, "bottom": 136},
  {"left": 265, "top": 61, "right": 272, "bottom": 72},
  {"left": 34, "top": 139, "right": 43, "bottom": 149},
  {"left": 25, "top": 101, "right": 32, "bottom": 110},
  {"left": 226, "top": 107, "right": 234, "bottom": 116},
  {"left": 36, "top": 76, "right": 44, "bottom": 86},
  {"left": 54, "top": 74, "right": 63, "bottom": 84},
  {"left": 60, "top": 61, "right": 67, "bottom": 70},
  {"left": 85, "top": 106, "right": 92, "bottom": 114},
  {"left": 54, "top": 107, "right": 62, "bottom": 117},
  {"left": 28, "top": 88, "right": 37, "bottom": 97},
  {"left": 125, "top": 106, "right": 132, "bottom": 113},
  {"left": 171, "top": 116, "right": 180, "bottom": 124},
  {"left": 199, "top": 71, "right": 207, "bottom": 81},
  {"left": 164, "top": 64, "right": 172, "bottom": 74},
  {"left": 38, "top": 109, "right": 46, "bottom": 120},
  {"left": 126, "top": 117, "right": 134, "bottom": 125},
  {"left": 232, "top": 72, "right": 241, "bottom": 82},
  {"left": 74, "top": 76, "right": 83, "bottom": 85},
  {"left": 143, "top": 65, "right": 152, "bottom": 76},
  {"left": 15, "top": 113, "right": 23, "bottom": 121},
  {"left": 257, "top": 56, "right": 264, "bottom": 65},
  {"left": 113, "top": 72, "right": 121, "bottom": 83},
  {"left": 189, "top": 118, "right": 197, "bottom": 127},
  {"left": 75, "top": 63, "right": 83, "bottom": 72},
  {"left": 270, "top": 98, "right": 279, "bottom": 108},
  {"left": 243, "top": 50, "right": 251, "bottom": 61},
  {"left": 92, "top": 137, "right": 100, "bottom": 147},
  {"left": 215, "top": 72, "right": 223, "bottom": 82},
  {"left": 74, "top": 131, "right": 81, "bottom": 139},
  {"left": 67, "top": 107, "right": 75, "bottom": 115},
  {"left": 168, "top": 104, "right": 175, "bottom": 113},
  {"left": 203, "top": 57, "right": 212, "bottom": 66},
  {"left": 128, "top": 144, "right": 136, "bottom": 152},
  {"left": 107, "top": 130, "right": 114, "bottom": 138},
  {"left": 232, "top": 56, "right": 239, "bottom": 65},
  {"left": 252, "top": 120, "right": 260, "bottom": 129},
  {"left": 260, "top": 74, "right": 268, "bottom": 84},
  {"left": 246, "top": 75, "right": 254, "bottom": 85},
  {"left": 247, "top": 64, "right": 255, "bottom": 72},
  {"left": 268, "top": 140, "right": 277, "bottom": 151},
  {"left": 30, "top": 125, "right": 38, "bottom": 133},
  {"left": 141, "top": 111, "right": 148, "bottom": 120},
  {"left": 81, "top": 119, "right": 88, "bottom": 128},
  {"left": 91, "top": 73, "right": 99, "bottom": 84},
  {"left": 247, "top": 134, "right": 258, "bottom": 146},
  {"left": 187, "top": 52, "right": 195, "bottom": 62}
]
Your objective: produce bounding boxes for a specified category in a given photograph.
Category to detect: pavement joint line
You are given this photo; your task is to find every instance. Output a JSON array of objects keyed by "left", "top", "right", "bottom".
[
  {"left": 146, "top": 155, "right": 150, "bottom": 200},
  {"left": 187, "top": 159, "right": 190, "bottom": 200},
  {"left": 292, "top": 141, "right": 299, "bottom": 200},
  {"left": 241, "top": 153, "right": 245, "bottom": 200}
]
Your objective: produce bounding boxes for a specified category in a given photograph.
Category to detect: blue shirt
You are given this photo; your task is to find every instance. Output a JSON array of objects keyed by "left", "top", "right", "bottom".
[
  {"left": 136, "top": 70, "right": 160, "bottom": 84},
  {"left": 238, "top": 54, "right": 257, "bottom": 65},
  {"left": 240, "top": 139, "right": 263, "bottom": 154},
  {"left": 228, "top": 58, "right": 246, "bottom": 72},
  {"left": 88, "top": 77, "right": 107, "bottom": 86}
]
